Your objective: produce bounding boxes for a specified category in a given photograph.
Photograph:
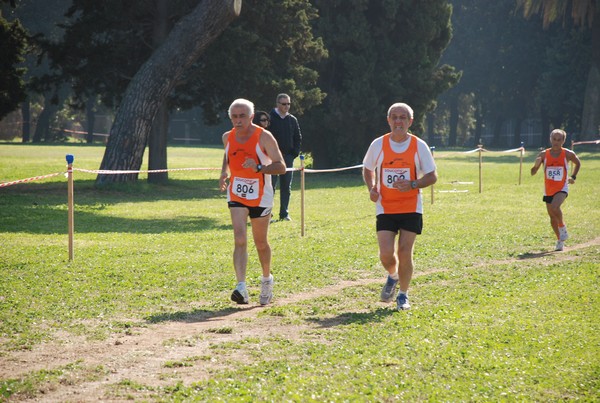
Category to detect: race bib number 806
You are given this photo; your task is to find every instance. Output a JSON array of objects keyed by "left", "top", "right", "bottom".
[{"left": 232, "top": 177, "right": 259, "bottom": 200}]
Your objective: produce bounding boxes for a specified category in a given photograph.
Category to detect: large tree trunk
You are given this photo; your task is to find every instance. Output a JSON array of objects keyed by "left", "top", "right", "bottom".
[
  {"left": 32, "top": 95, "right": 56, "bottom": 143},
  {"left": 448, "top": 97, "right": 458, "bottom": 147},
  {"left": 85, "top": 96, "right": 95, "bottom": 144},
  {"left": 580, "top": 15, "right": 599, "bottom": 140},
  {"left": 21, "top": 100, "right": 30, "bottom": 143},
  {"left": 96, "top": 0, "right": 241, "bottom": 185}
]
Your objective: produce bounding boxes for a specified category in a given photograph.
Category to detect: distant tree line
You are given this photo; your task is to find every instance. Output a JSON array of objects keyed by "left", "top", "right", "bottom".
[{"left": 0, "top": 0, "right": 596, "bottom": 181}]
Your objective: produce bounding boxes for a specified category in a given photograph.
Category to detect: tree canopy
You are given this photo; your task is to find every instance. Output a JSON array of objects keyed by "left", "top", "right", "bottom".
[
  {"left": 516, "top": 0, "right": 599, "bottom": 140},
  {"left": 0, "top": 6, "right": 27, "bottom": 120},
  {"left": 302, "top": 0, "right": 460, "bottom": 167}
]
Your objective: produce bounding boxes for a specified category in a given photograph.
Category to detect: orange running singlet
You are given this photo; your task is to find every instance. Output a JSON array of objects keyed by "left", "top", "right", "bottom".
[
  {"left": 543, "top": 148, "right": 568, "bottom": 196},
  {"left": 379, "top": 134, "right": 419, "bottom": 214},
  {"left": 226, "top": 127, "right": 266, "bottom": 207}
]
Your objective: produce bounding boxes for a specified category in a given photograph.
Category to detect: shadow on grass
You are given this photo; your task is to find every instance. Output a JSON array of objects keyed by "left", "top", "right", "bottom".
[
  {"left": 0, "top": 178, "right": 234, "bottom": 233},
  {"left": 0, "top": 203, "right": 228, "bottom": 234},
  {"left": 145, "top": 306, "right": 261, "bottom": 324},
  {"left": 518, "top": 250, "right": 556, "bottom": 259},
  {"left": 1, "top": 174, "right": 365, "bottom": 234},
  {"left": 308, "top": 307, "right": 395, "bottom": 328},
  {"left": 0, "top": 178, "right": 223, "bottom": 202}
]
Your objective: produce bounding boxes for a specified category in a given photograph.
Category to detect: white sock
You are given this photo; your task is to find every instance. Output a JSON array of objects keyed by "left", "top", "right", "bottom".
[
  {"left": 390, "top": 272, "right": 399, "bottom": 280},
  {"left": 262, "top": 275, "right": 272, "bottom": 282},
  {"left": 237, "top": 281, "right": 246, "bottom": 290}
]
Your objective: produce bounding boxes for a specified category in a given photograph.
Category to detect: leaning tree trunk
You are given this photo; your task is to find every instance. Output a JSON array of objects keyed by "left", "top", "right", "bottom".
[
  {"left": 96, "top": 0, "right": 241, "bottom": 185},
  {"left": 148, "top": 103, "right": 169, "bottom": 184},
  {"left": 580, "top": 65, "right": 600, "bottom": 139},
  {"left": 148, "top": 0, "right": 170, "bottom": 185}
]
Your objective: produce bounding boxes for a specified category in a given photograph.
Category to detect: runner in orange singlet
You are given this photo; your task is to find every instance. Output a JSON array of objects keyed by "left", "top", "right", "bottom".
[
  {"left": 363, "top": 103, "right": 437, "bottom": 311},
  {"left": 219, "top": 99, "right": 286, "bottom": 305},
  {"left": 531, "top": 129, "right": 581, "bottom": 251}
]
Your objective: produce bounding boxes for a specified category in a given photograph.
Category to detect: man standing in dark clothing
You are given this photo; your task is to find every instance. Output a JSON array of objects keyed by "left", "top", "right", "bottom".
[{"left": 269, "top": 93, "right": 302, "bottom": 221}]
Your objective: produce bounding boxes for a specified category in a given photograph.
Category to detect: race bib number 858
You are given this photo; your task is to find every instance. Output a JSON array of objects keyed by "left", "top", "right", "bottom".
[{"left": 545, "top": 166, "right": 564, "bottom": 181}]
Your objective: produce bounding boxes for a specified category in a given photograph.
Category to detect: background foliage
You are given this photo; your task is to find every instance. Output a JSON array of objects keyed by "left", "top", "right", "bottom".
[{"left": 0, "top": 0, "right": 597, "bottom": 167}]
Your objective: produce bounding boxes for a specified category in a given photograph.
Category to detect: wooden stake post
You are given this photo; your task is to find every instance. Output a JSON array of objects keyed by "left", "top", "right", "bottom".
[
  {"left": 518, "top": 142, "right": 524, "bottom": 185},
  {"left": 430, "top": 146, "right": 435, "bottom": 204},
  {"left": 478, "top": 143, "right": 483, "bottom": 193},
  {"left": 300, "top": 155, "right": 305, "bottom": 237},
  {"left": 66, "top": 154, "right": 74, "bottom": 261}
]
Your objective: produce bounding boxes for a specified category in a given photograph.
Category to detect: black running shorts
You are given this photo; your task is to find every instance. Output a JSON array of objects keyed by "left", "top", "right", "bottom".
[
  {"left": 228, "top": 202, "right": 272, "bottom": 219},
  {"left": 543, "top": 191, "right": 567, "bottom": 204},
  {"left": 376, "top": 212, "right": 423, "bottom": 235}
]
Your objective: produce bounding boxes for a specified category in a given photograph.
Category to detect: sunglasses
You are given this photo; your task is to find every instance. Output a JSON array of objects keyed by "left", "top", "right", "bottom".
[
  {"left": 260, "top": 118, "right": 269, "bottom": 122},
  {"left": 278, "top": 102, "right": 291, "bottom": 106}
]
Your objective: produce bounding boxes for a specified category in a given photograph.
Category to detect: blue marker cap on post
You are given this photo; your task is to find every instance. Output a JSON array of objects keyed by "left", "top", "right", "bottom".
[
  {"left": 300, "top": 154, "right": 305, "bottom": 161},
  {"left": 66, "top": 154, "right": 74, "bottom": 164}
]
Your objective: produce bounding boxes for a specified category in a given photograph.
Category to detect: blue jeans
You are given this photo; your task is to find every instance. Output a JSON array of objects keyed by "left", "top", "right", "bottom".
[{"left": 272, "top": 154, "right": 295, "bottom": 219}]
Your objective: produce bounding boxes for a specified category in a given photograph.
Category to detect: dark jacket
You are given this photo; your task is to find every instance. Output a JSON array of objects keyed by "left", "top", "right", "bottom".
[{"left": 269, "top": 109, "right": 302, "bottom": 157}]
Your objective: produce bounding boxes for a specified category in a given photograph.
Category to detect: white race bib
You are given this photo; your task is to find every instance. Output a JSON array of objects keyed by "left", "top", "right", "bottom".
[
  {"left": 382, "top": 167, "right": 410, "bottom": 189},
  {"left": 232, "top": 177, "right": 259, "bottom": 200},
  {"left": 545, "top": 166, "right": 564, "bottom": 181}
]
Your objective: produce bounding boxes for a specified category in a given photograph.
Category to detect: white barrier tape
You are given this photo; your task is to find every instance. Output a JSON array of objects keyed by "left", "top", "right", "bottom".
[
  {"left": 73, "top": 167, "right": 220, "bottom": 175},
  {"left": 61, "top": 128, "right": 110, "bottom": 137},
  {"left": 501, "top": 147, "right": 525, "bottom": 153},
  {"left": 573, "top": 139, "right": 600, "bottom": 145},
  {"left": 464, "top": 148, "right": 488, "bottom": 154},
  {"left": 0, "top": 172, "right": 65, "bottom": 188},
  {"left": 304, "top": 164, "right": 364, "bottom": 173}
]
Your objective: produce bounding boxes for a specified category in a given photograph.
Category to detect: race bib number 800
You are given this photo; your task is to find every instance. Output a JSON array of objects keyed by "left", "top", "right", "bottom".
[
  {"left": 545, "top": 166, "right": 564, "bottom": 181},
  {"left": 232, "top": 177, "right": 259, "bottom": 200},
  {"left": 382, "top": 167, "right": 411, "bottom": 189}
]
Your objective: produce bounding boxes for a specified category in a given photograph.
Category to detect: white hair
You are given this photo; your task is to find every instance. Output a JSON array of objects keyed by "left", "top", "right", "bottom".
[
  {"left": 387, "top": 103, "right": 414, "bottom": 119},
  {"left": 228, "top": 98, "right": 255, "bottom": 118}
]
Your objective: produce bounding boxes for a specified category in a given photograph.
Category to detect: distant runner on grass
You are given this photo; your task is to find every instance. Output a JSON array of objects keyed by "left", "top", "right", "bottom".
[
  {"left": 219, "top": 98, "right": 286, "bottom": 305},
  {"left": 362, "top": 102, "right": 437, "bottom": 311},
  {"left": 530, "top": 129, "right": 581, "bottom": 251}
]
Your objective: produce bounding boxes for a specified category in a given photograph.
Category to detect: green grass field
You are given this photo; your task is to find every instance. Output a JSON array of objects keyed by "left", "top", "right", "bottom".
[{"left": 1, "top": 144, "right": 599, "bottom": 401}]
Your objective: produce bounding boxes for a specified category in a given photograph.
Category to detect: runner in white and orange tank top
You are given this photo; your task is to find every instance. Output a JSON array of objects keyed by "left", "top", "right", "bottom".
[
  {"left": 531, "top": 129, "right": 581, "bottom": 251},
  {"left": 363, "top": 103, "right": 437, "bottom": 311},
  {"left": 219, "top": 99, "right": 286, "bottom": 306}
]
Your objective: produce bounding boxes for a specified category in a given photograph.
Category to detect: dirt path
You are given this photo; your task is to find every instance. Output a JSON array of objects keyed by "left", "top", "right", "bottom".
[{"left": 3, "top": 237, "right": 598, "bottom": 402}]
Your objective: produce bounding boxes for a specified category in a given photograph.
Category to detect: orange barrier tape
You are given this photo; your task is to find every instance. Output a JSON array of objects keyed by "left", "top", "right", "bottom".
[{"left": 0, "top": 172, "right": 65, "bottom": 188}]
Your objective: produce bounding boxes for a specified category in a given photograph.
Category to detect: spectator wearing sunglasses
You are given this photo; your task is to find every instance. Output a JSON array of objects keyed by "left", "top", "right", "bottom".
[
  {"left": 253, "top": 111, "right": 271, "bottom": 129},
  {"left": 269, "top": 93, "right": 302, "bottom": 222}
]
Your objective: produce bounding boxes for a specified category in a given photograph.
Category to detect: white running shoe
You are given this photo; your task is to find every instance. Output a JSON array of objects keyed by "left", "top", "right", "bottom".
[
  {"left": 259, "top": 274, "right": 274, "bottom": 305},
  {"left": 231, "top": 283, "right": 249, "bottom": 304},
  {"left": 555, "top": 240, "right": 564, "bottom": 251},
  {"left": 397, "top": 293, "right": 411, "bottom": 311},
  {"left": 559, "top": 226, "right": 569, "bottom": 241}
]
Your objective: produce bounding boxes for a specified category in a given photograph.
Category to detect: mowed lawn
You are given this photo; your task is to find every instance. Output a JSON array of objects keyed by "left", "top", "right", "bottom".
[{"left": 1, "top": 143, "right": 599, "bottom": 401}]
